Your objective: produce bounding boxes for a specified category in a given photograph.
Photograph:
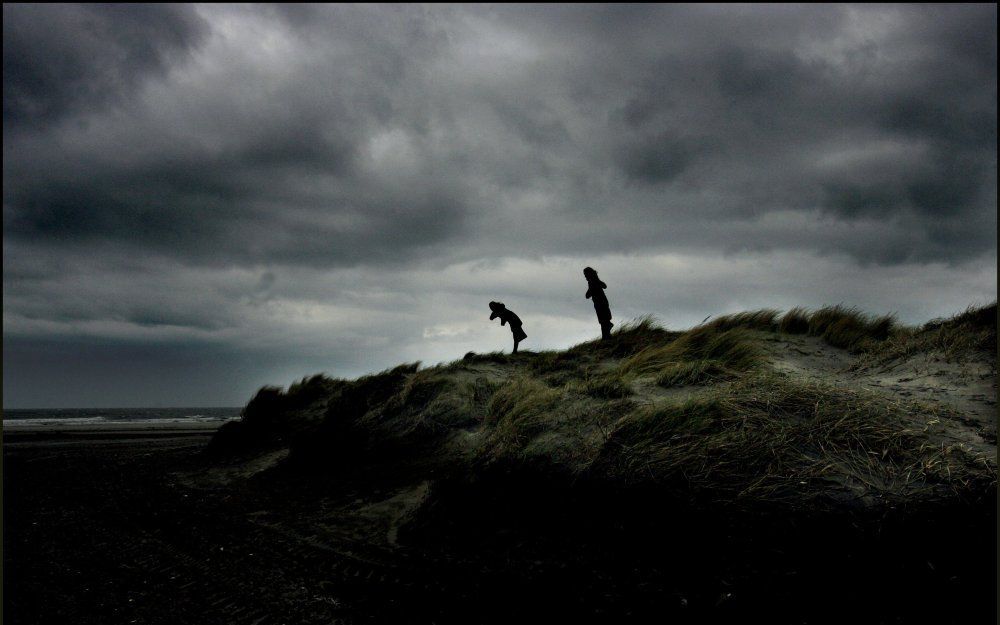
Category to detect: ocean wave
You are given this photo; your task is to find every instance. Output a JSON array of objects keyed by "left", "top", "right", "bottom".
[
  {"left": 3, "top": 415, "right": 238, "bottom": 427},
  {"left": 2, "top": 416, "right": 108, "bottom": 427},
  {"left": 145, "top": 416, "right": 238, "bottom": 424}
]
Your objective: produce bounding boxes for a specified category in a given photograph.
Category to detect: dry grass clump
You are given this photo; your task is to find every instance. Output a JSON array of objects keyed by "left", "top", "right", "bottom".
[
  {"left": 468, "top": 375, "right": 504, "bottom": 409},
  {"left": 578, "top": 372, "right": 633, "bottom": 399},
  {"left": 619, "top": 325, "right": 762, "bottom": 386},
  {"left": 807, "top": 305, "right": 895, "bottom": 350},
  {"left": 451, "top": 350, "right": 589, "bottom": 380},
  {"left": 478, "top": 375, "right": 635, "bottom": 472},
  {"left": 277, "top": 365, "right": 501, "bottom": 463},
  {"left": 456, "top": 351, "right": 519, "bottom": 366},
  {"left": 655, "top": 359, "right": 735, "bottom": 387},
  {"left": 322, "top": 363, "right": 420, "bottom": 423},
  {"left": 480, "top": 376, "right": 565, "bottom": 460},
  {"left": 278, "top": 363, "right": 425, "bottom": 460},
  {"left": 570, "top": 316, "right": 679, "bottom": 359},
  {"left": 699, "top": 305, "right": 897, "bottom": 352},
  {"left": 208, "top": 374, "right": 347, "bottom": 454},
  {"left": 284, "top": 374, "right": 344, "bottom": 406},
  {"left": 778, "top": 307, "right": 811, "bottom": 334},
  {"left": 525, "top": 350, "right": 590, "bottom": 378},
  {"left": 706, "top": 309, "right": 781, "bottom": 332},
  {"left": 367, "top": 369, "right": 479, "bottom": 437},
  {"left": 853, "top": 302, "right": 997, "bottom": 370},
  {"left": 593, "top": 373, "right": 993, "bottom": 503}
]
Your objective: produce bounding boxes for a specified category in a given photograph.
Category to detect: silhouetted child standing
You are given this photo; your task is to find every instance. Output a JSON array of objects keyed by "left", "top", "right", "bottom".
[
  {"left": 584, "top": 267, "right": 613, "bottom": 340},
  {"left": 489, "top": 301, "right": 527, "bottom": 353}
]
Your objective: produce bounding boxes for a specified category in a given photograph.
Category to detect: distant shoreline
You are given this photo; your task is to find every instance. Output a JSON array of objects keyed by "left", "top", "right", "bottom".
[
  {"left": 2, "top": 419, "right": 224, "bottom": 447},
  {"left": 3, "top": 406, "right": 240, "bottom": 434}
]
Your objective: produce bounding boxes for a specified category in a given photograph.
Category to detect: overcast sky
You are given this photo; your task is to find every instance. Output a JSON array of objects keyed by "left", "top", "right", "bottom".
[{"left": 3, "top": 4, "right": 996, "bottom": 408}]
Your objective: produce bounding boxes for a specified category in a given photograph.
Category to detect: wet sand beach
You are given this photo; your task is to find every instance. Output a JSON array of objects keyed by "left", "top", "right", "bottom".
[
  {"left": 3, "top": 423, "right": 363, "bottom": 625},
  {"left": 4, "top": 424, "right": 532, "bottom": 625}
]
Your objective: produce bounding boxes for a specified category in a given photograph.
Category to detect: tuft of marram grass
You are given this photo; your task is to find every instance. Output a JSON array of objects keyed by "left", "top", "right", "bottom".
[
  {"left": 807, "top": 305, "right": 895, "bottom": 351},
  {"left": 655, "top": 359, "right": 730, "bottom": 387},
  {"left": 527, "top": 350, "right": 589, "bottom": 377},
  {"left": 578, "top": 372, "right": 634, "bottom": 399},
  {"left": 365, "top": 368, "right": 480, "bottom": 437},
  {"left": 455, "top": 351, "right": 518, "bottom": 366},
  {"left": 852, "top": 302, "right": 997, "bottom": 370},
  {"left": 208, "top": 374, "right": 348, "bottom": 454},
  {"left": 569, "top": 315, "right": 679, "bottom": 359},
  {"left": 478, "top": 375, "right": 635, "bottom": 472},
  {"left": 618, "top": 324, "right": 762, "bottom": 385},
  {"left": 480, "top": 376, "right": 565, "bottom": 459},
  {"left": 706, "top": 309, "right": 781, "bottom": 332},
  {"left": 613, "top": 315, "right": 661, "bottom": 335},
  {"left": 592, "top": 372, "right": 994, "bottom": 503},
  {"left": 779, "top": 307, "right": 811, "bottom": 334},
  {"left": 694, "top": 305, "right": 899, "bottom": 352}
]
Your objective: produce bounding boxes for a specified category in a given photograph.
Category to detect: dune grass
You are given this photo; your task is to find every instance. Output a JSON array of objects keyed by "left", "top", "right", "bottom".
[
  {"left": 569, "top": 316, "right": 679, "bottom": 359},
  {"left": 470, "top": 366, "right": 994, "bottom": 503},
  {"left": 705, "top": 309, "right": 781, "bottom": 332},
  {"left": 778, "top": 307, "right": 811, "bottom": 334},
  {"left": 704, "top": 305, "right": 896, "bottom": 352},
  {"left": 806, "top": 305, "right": 895, "bottom": 350},
  {"left": 611, "top": 305, "right": 899, "bottom": 388},
  {"left": 366, "top": 368, "right": 479, "bottom": 437},
  {"left": 852, "top": 302, "right": 997, "bottom": 370},
  {"left": 480, "top": 376, "right": 565, "bottom": 460},
  {"left": 619, "top": 325, "right": 762, "bottom": 386},
  {"left": 208, "top": 374, "right": 348, "bottom": 453},
  {"left": 210, "top": 303, "right": 996, "bottom": 505},
  {"left": 593, "top": 372, "right": 991, "bottom": 503},
  {"left": 577, "top": 372, "right": 634, "bottom": 399}
]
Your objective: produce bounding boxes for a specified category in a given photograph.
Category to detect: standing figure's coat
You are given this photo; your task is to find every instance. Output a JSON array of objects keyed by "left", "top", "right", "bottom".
[
  {"left": 489, "top": 301, "right": 527, "bottom": 353},
  {"left": 584, "top": 267, "right": 614, "bottom": 340}
]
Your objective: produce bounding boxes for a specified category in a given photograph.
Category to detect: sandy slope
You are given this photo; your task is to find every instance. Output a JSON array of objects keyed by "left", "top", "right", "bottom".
[{"left": 763, "top": 333, "right": 997, "bottom": 458}]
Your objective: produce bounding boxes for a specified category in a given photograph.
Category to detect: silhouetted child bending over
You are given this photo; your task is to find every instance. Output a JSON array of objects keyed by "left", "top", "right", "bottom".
[
  {"left": 489, "top": 301, "right": 527, "bottom": 353},
  {"left": 584, "top": 267, "right": 614, "bottom": 340}
]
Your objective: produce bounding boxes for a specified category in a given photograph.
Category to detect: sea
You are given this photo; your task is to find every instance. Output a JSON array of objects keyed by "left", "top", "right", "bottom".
[{"left": 1, "top": 407, "right": 241, "bottom": 428}]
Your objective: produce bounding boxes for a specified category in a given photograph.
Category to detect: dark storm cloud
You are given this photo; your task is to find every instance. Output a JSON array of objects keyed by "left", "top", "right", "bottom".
[
  {"left": 3, "top": 4, "right": 996, "bottom": 407},
  {"left": 3, "top": 3, "right": 207, "bottom": 128},
  {"left": 4, "top": 4, "right": 474, "bottom": 270},
  {"left": 5, "top": 4, "right": 996, "bottom": 270}
]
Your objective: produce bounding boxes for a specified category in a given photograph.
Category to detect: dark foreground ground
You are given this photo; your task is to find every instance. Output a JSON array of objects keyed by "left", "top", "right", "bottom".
[{"left": 3, "top": 425, "right": 997, "bottom": 625}]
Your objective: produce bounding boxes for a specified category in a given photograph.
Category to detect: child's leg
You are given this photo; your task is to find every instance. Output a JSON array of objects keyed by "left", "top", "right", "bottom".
[{"left": 513, "top": 338, "right": 520, "bottom": 354}]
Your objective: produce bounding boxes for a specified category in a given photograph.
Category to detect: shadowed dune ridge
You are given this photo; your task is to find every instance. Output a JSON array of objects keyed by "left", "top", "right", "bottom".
[
  {"left": 211, "top": 303, "right": 996, "bottom": 501},
  {"left": 202, "top": 302, "right": 997, "bottom": 622}
]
